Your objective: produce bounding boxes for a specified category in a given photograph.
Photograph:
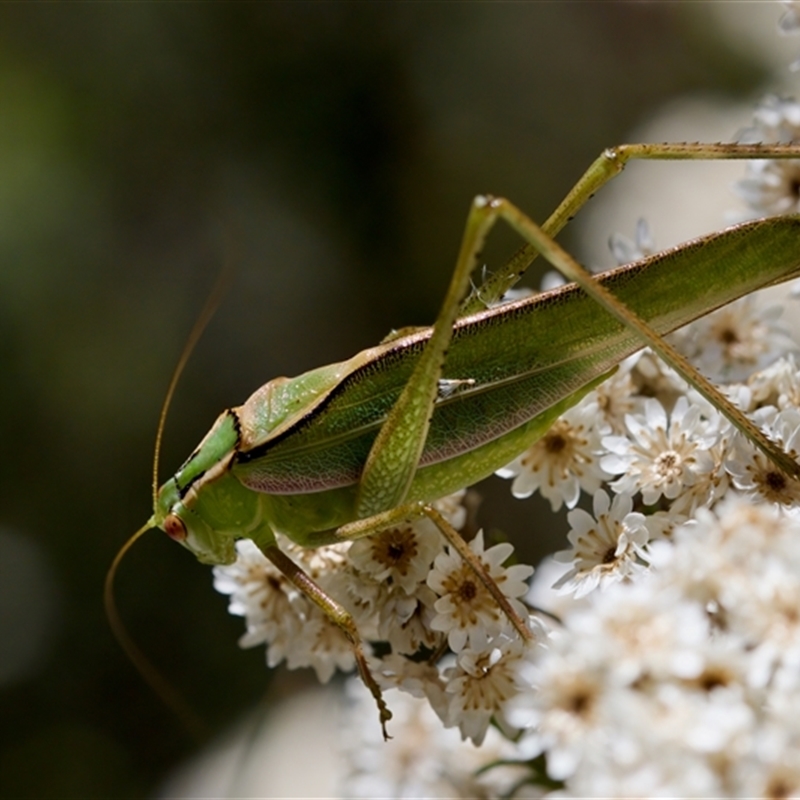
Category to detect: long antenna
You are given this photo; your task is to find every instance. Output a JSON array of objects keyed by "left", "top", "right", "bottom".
[
  {"left": 152, "top": 269, "right": 233, "bottom": 507},
  {"left": 105, "top": 266, "right": 232, "bottom": 741},
  {"left": 104, "top": 522, "right": 209, "bottom": 741}
]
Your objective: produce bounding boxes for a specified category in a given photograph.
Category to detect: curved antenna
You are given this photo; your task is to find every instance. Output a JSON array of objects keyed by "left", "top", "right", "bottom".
[
  {"left": 105, "top": 266, "right": 232, "bottom": 742},
  {"left": 152, "top": 269, "right": 232, "bottom": 507},
  {"left": 104, "top": 520, "right": 209, "bottom": 741}
]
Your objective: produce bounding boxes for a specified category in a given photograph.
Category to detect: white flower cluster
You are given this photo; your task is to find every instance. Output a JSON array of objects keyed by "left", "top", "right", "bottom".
[
  {"left": 339, "top": 680, "right": 533, "bottom": 799},
  {"left": 500, "top": 337, "right": 800, "bottom": 582},
  {"left": 213, "top": 491, "right": 542, "bottom": 747},
  {"left": 507, "top": 499, "right": 800, "bottom": 797},
  {"left": 212, "top": 61, "right": 800, "bottom": 800}
]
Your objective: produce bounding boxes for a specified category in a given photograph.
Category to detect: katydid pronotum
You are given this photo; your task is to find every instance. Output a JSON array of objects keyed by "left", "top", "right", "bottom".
[{"left": 107, "top": 141, "right": 800, "bottom": 738}]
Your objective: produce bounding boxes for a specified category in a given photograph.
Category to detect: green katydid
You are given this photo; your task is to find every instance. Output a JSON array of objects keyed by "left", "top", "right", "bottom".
[{"left": 108, "top": 141, "right": 800, "bottom": 738}]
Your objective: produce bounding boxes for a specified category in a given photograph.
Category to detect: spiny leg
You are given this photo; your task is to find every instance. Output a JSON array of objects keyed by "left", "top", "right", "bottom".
[
  {"left": 462, "top": 142, "right": 800, "bottom": 313},
  {"left": 465, "top": 194, "right": 800, "bottom": 480},
  {"left": 260, "top": 543, "right": 393, "bottom": 739},
  {"left": 338, "top": 504, "right": 533, "bottom": 644}
]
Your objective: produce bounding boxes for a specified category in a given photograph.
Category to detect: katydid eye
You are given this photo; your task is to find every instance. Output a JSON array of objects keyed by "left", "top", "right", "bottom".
[{"left": 164, "top": 514, "right": 187, "bottom": 542}]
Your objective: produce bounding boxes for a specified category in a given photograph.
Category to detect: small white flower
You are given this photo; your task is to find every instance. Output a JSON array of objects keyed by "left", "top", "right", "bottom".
[
  {"left": 497, "top": 396, "right": 611, "bottom": 511},
  {"left": 442, "top": 637, "right": 531, "bottom": 745},
  {"left": 608, "top": 217, "right": 654, "bottom": 265},
  {"left": 553, "top": 490, "right": 650, "bottom": 598},
  {"left": 737, "top": 157, "right": 800, "bottom": 216},
  {"left": 749, "top": 354, "right": 800, "bottom": 411},
  {"left": 376, "top": 584, "right": 442, "bottom": 655},
  {"left": 668, "top": 438, "right": 731, "bottom": 515},
  {"left": 601, "top": 396, "right": 719, "bottom": 506},
  {"left": 679, "top": 297, "right": 793, "bottom": 383},
  {"left": 625, "top": 347, "right": 691, "bottom": 409},
  {"left": 727, "top": 406, "right": 800, "bottom": 507},
  {"left": 427, "top": 530, "right": 533, "bottom": 653},
  {"left": 591, "top": 368, "right": 638, "bottom": 434},
  {"left": 347, "top": 515, "right": 444, "bottom": 595},
  {"left": 524, "top": 555, "right": 591, "bottom": 620},
  {"left": 368, "top": 653, "right": 448, "bottom": 722},
  {"left": 736, "top": 95, "right": 800, "bottom": 206},
  {"left": 507, "top": 643, "right": 610, "bottom": 781},
  {"left": 737, "top": 95, "right": 800, "bottom": 144},
  {"left": 338, "top": 568, "right": 384, "bottom": 640},
  {"left": 370, "top": 651, "right": 441, "bottom": 691},
  {"left": 282, "top": 608, "right": 356, "bottom": 683}
]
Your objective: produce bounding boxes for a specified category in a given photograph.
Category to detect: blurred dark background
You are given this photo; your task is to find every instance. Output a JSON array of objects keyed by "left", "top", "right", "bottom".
[{"left": 0, "top": 3, "right": 776, "bottom": 797}]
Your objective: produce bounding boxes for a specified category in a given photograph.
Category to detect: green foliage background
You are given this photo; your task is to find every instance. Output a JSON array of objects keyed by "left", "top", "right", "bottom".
[{"left": 0, "top": 4, "right": 770, "bottom": 797}]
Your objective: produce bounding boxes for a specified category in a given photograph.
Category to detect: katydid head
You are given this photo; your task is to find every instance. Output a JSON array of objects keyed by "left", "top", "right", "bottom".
[
  {"left": 153, "top": 475, "right": 239, "bottom": 566},
  {"left": 152, "top": 409, "right": 246, "bottom": 565}
]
